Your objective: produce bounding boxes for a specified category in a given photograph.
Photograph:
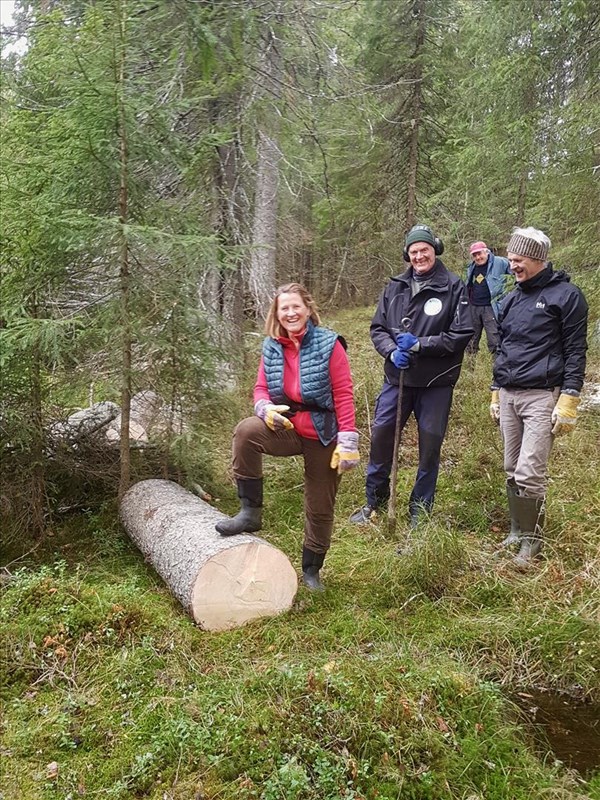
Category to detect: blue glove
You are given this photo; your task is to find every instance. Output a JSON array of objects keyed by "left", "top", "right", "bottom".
[
  {"left": 390, "top": 349, "right": 410, "bottom": 369},
  {"left": 396, "top": 332, "right": 420, "bottom": 352}
]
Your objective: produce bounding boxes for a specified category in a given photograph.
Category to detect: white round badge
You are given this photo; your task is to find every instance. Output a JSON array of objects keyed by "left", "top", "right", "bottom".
[{"left": 424, "top": 297, "right": 442, "bottom": 316}]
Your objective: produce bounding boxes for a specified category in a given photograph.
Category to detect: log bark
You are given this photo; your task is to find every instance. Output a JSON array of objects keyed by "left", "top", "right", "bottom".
[{"left": 119, "top": 479, "right": 298, "bottom": 631}]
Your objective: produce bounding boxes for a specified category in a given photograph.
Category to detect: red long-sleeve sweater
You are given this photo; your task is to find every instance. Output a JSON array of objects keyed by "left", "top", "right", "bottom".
[{"left": 254, "top": 333, "right": 356, "bottom": 440}]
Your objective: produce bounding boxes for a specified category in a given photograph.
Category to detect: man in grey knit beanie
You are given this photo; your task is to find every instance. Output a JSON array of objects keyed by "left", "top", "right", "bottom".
[
  {"left": 489, "top": 226, "right": 588, "bottom": 568},
  {"left": 506, "top": 226, "right": 551, "bottom": 269}
]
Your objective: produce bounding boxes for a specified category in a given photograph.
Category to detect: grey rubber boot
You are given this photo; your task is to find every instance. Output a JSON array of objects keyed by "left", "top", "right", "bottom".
[
  {"left": 349, "top": 505, "right": 377, "bottom": 524},
  {"left": 302, "top": 546, "right": 326, "bottom": 592},
  {"left": 215, "top": 478, "right": 263, "bottom": 536},
  {"left": 500, "top": 480, "right": 521, "bottom": 548},
  {"left": 512, "top": 494, "right": 545, "bottom": 569}
]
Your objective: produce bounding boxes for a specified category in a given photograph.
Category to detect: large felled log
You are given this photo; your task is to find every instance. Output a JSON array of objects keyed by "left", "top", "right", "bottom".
[{"left": 119, "top": 479, "right": 298, "bottom": 631}]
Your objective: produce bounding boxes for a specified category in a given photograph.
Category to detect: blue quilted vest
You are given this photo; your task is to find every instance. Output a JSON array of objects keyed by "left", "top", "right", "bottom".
[{"left": 262, "top": 320, "right": 339, "bottom": 446}]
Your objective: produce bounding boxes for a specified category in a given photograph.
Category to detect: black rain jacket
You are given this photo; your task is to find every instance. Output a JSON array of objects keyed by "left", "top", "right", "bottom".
[
  {"left": 370, "top": 259, "right": 474, "bottom": 388},
  {"left": 493, "top": 266, "right": 588, "bottom": 392}
]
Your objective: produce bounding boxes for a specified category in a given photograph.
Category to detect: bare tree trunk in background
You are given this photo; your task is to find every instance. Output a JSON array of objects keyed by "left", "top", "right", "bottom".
[
  {"left": 250, "top": 130, "right": 280, "bottom": 319},
  {"left": 29, "top": 298, "right": 47, "bottom": 538},
  {"left": 302, "top": 245, "right": 313, "bottom": 293},
  {"left": 249, "top": 23, "right": 282, "bottom": 320},
  {"left": 201, "top": 87, "right": 248, "bottom": 360},
  {"left": 514, "top": 79, "right": 536, "bottom": 227},
  {"left": 515, "top": 167, "right": 528, "bottom": 226},
  {"left": 116, "top": 0, "right": 131, "bottom": 501},
  {"left": 209, "top": 135, "right": 245, "bottom": 358},
  {"left": 201, "top": 181, "right": 221, "bottom": 328},
  {"left": 217, "top": 137, "right": 245, "bottom": 352},
  {"left": 405, "top": 0, "right": 425, "bottom": 232}
]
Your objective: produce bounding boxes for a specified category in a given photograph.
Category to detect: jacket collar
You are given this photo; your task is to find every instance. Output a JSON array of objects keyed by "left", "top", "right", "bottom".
[
  {"left": 518, "top": 265, "right": 554, "bottom": 292},
  {"left": 276, "top": 318, "right": 314, "bottom": 348},
  {"left": 469, "top": 253, "right": 492, "bottom": 270},
  {"left": 394, "top": 258, "right": 449, "bottom": 289}
]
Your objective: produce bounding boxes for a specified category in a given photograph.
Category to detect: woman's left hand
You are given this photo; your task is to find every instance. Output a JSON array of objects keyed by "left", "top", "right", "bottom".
[{"left": 330, "top": 431, "right": 360, "bottom": 474}]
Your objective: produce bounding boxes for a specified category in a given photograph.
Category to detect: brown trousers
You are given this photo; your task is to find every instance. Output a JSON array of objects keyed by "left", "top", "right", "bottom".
[{"left": 232, "top": 416, "right": 341, "bottom": 554}]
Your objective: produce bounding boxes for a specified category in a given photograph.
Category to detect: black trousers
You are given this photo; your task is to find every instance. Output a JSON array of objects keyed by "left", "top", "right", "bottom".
[
  {"left": 365, "top": 382, "right": 454, "bottom": 512},
  {"left": 466, "top": 304, "right": 499, "bottom": 355}
]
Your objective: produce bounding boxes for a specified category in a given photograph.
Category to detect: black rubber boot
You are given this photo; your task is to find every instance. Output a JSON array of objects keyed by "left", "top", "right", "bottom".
[
  {"left": 215, "top": 478, "right": 263, "bottom": 536},
  {"left": 396, "top": 501, "right": 430, "bottom": 555},
  {"left": 500, "top": 480, "right": 521, "bottom": 548},
  {"left": 396, "top": 500, "right": 431, "bottom": 556},
  {"left": 409, "top": 498, "right": 432, "bottom": 528},
  {"left": 512, "top": 495, "right": 544, "bottom": 569},
  {"left": 302, "top": 546, "right": 326, "bottom": 592}
]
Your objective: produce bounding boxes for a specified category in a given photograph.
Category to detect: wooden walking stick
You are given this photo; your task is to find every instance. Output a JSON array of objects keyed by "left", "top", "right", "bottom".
[{"left": 387, "top": 317, "right": 412, "bottom": 537}]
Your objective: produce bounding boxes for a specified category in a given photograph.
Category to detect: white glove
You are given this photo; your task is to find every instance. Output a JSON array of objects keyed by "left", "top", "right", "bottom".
[
  {"left": 254, "top": 399, "right": 294, "bottom": 431},
  {"left": 330, "top": 431, "right": 360, "bottom": 473}
]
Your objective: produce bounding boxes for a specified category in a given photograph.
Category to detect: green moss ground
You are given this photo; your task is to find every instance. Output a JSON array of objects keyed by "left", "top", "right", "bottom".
[{"left": 2, "top": 307, "right": 599, "bottom": 799}]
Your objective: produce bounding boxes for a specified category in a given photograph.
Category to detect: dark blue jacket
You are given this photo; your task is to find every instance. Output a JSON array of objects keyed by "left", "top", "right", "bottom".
[
  {"left": 262, "top": 320, "right": 340, "bottom": 445},
  {"left": 493, "top": 267, "right": 588, "bottom": 392},
  {"left": 370, "top": 260, "right": 474, "bottom": 388},
  {"left": 466, "top": 254, "right": 512, "bottom": 318}
]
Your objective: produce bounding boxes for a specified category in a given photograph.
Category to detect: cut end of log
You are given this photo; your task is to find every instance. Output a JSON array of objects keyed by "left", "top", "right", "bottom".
[
  {"left": 120, "top": 479, "right": 299, "bottom": 632},
  {"left": 192, "top": 540, "right": 298, "bottom": 631}
]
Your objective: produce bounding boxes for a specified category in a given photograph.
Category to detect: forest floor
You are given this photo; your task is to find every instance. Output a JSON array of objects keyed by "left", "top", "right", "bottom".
[{"left": 2, "top": 306, "right": 599, "bottom": 800}]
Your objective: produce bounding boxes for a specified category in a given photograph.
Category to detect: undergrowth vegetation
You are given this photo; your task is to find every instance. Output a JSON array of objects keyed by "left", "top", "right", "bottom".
[{"left": 2, "top": 307, "right": 599, "bottom": 799}]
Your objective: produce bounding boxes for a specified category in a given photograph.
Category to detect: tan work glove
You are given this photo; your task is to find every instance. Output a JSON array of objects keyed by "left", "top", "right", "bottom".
[
  {"left": 254, "top": 399, "right": 295, "bottom": 431},
  {"left": 551, "top": 393, "right": 579, "bottom": 436},
  {"left": 330, "top": 431, "right": 360, "bottom": 474},
  {"left": 489, "top": 390, "right": 500, "bottom": 425}
]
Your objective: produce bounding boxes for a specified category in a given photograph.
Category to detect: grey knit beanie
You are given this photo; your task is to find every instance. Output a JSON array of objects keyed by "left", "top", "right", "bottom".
[{"left": 506, "top": 227, "right": 550, "bottom": 261}]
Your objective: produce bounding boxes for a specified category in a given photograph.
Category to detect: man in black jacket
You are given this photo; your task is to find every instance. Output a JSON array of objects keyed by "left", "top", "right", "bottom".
[
  {"left": 490, "top": 226, "right": 588, "bottom": 568},
  {"left": 350, "top": 224, "right": 474, "bottom": 528}
]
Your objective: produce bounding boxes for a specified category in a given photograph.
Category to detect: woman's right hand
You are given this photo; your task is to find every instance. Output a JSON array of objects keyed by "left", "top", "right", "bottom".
[{"left": 254, "top": 399, "right": 295, "bottom": 431}]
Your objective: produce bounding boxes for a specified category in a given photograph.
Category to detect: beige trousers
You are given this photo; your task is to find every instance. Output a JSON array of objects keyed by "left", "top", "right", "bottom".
[{"left": 499, "top": 387, "right": 559, "bottom": 499}]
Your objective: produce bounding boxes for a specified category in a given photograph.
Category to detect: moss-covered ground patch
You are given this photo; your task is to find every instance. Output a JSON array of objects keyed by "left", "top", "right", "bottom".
[{"left": 2, "top": 307, "right": 599, "bottom": 799}]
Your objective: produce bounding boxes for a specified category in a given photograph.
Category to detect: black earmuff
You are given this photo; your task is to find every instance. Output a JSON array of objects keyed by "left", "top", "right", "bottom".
[{"left": 403, "top": 225, "right": 444, "bottom": 262}]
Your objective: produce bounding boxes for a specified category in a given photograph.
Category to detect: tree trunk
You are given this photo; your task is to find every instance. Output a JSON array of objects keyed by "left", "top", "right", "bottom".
[
  {"left": 120, "top": 480, "right": 298, "bottom": 631},
  {"left": 205, "top": 93, "right": 246, "bottom": 357},
  {"left": 117, "top": 0, "right": 131, "bottom": 500},
  {"left": 249, "top": 129, "right": 281, "bottom": 319},
  {"left": 30, "top": 309, "right": 47, "bottom": 538},
  {"left": 515, "top": 163, "right": 528, "bottom": 226},
  {"left": 248, "top": 24, "right": 282, "bottom": 320},
  {"left": 405, "top": 0, "right": 425, "bottom": 232},
  {"left": 216, "top": 137, "right": 245, "bottom": 354}
]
